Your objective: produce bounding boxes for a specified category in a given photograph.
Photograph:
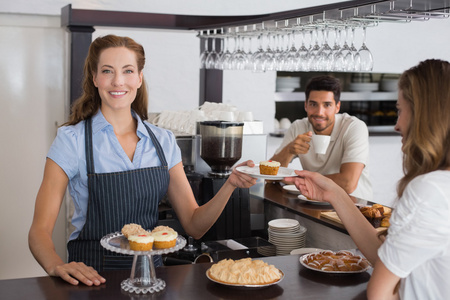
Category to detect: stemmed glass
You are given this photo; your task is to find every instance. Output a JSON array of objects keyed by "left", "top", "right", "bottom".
[
  {"left": 282, "top": 30, "right": 299, "bottom": 72},
  {"left": 307, "top": 27, "right": 321, "bottom": 71},
  {"left": 316, "top": 25, "right": 333, "bottom": 71},
  {"left": 354, "top": 25, "right": 374, "bottom": 71},
  {"left": 262, "top": 31, "right": 276, "bottom": 71},
  {"left": 344, "top": 25, "right": 358, "bottom": 71},
  {"left": 330, "top": 26, "right": 342, "bottom": 71},
  {"left": 199, "top": 32, "right": 209, "bottom": 69},
  {"left": 205, "top": 30, "right": 219, "bottom": 69},
  {"left": 218, "top": 29, "right": 233, "bottom": 70},
  {"left": 251, "top": 30, "right": 266, "bottom": 72},
  {"left": 335, "top": 25, "right": 352, "bottom": 71},
  {"left": 214, "top": 34, "right": 224, "bottom": 69},
  {"left": 231, "top": 27, "right": 248, "bottom": 70},
  {"left": 296, "top": 29, "right": 310, "bottom": 71}
]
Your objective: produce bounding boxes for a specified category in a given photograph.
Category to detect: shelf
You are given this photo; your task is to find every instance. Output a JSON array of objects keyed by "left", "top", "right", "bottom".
[{"left": 275, "top": 91, "right": 398, "bottom": 102}]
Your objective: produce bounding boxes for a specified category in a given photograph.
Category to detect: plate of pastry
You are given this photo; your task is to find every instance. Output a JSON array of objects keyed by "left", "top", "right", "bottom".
[
  {"left": 236, "top": 165, "right": 296, "bottom": 180},
  {"left": 300, "top": 250, "right": 371, "bottom": 274},
  {"left": 206, "top": 258, "right": 284, "bottom": 288},
  {"left": 297, "top": 194, "right": 330, "bottom": 205}
]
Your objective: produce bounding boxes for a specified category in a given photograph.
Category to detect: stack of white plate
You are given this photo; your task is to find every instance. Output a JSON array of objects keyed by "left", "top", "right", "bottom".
[
  {"left": 268, "top": 219, "right": 307, "bottom": 256},
  {"left": 276, "top": 77, "right": 301, "bottom": 92}
]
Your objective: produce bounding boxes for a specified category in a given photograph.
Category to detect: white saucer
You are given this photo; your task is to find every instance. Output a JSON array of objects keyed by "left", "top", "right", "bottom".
[{"left": 283, "top": 185, "right": 301, "bottom": 194}]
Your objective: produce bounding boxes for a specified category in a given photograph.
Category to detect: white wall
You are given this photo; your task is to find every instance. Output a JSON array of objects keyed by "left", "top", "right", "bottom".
[
  {"left": 1, "top": 1, "right": 450, "bottom": 280},
  {"left": 0, "top": 15, "right": 67, "bottom": 279}
]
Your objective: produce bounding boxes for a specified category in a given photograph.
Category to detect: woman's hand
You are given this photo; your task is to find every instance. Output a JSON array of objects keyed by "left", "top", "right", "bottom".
[
  {"left": 51, "top": 261, "right": 106, "bottom": 286},
  {"left": 228, "top": 160, "right": 257, "bottom": 188},
  {"left": 284, "top": 170, "right": 345, "bottom": 204}
]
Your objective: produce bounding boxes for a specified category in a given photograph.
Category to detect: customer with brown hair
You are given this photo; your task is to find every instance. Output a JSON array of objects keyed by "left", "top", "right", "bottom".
[
  {"left": 286, "top": 59, "right": 450, "bottom": 299},
  {"left": 28, "top": 34, "right": 256, "bottom": 286}
]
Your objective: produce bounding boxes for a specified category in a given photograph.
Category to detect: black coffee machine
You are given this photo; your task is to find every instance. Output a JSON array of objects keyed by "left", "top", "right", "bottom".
[
  {"left": 162, "top": 122, "right": 272, "bottom": 264},
  {"left": 172, "top": 122, "right": 250, "bottom": 235},
  {"left": 179, "top": 121, "right": 250, "bottom": 240}
]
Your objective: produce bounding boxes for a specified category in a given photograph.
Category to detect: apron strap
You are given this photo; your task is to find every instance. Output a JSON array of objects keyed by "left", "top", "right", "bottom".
[
  {"left": 143, "top": 122, "right": 168, "bottom": 167},
  {"left": 85, "top": 118, "right": 95, "bottom": 175}
]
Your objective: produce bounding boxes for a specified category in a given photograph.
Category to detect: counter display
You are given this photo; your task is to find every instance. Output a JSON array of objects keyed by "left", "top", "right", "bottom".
[{"left": 0, "top": 255, "right": 371, "bottom": 300}]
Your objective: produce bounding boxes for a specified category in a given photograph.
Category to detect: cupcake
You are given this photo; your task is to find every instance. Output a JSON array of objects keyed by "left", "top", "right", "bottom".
[
  {"left": 151, "top": 226, "right": 178, "bottom": 249},
  {"left": 259, "top": 160, "right": 281, "bottom": 175},
  {"left": 121, "top": 223, "right": 149, "bottom": 238},
  {"left": 128, "top": 234, "right": 154, "bottom": 251}
]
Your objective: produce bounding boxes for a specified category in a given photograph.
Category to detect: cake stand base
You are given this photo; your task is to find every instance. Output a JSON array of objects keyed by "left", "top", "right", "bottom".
[{"left": 121, "top": 278, "right": 166, "bottom": 294}]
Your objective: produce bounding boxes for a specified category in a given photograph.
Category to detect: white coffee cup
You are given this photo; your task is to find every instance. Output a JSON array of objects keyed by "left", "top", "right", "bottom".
[{"left": 311, "top": 135, "right": 331, "bottom": 154}]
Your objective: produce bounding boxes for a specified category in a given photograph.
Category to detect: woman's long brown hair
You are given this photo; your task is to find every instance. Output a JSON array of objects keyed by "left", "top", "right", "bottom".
[
  {"left": 397, "top": 59, "right": 450, "bottom": 197},
  {"left": 64, "top": 35, "right": 148, "bottom": 126}
]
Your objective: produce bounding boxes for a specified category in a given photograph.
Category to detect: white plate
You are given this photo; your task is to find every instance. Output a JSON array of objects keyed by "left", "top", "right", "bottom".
[
  {"left": 290, "top": 248, "right": 323, "bottom": 255},
  {"left": 206, "top": 269, "right": 284, "bottom": 289},
  {"left": 268, "top": 218, "right": 299, "bottom": 229},
  {"left": 236, "top": 165, "right": 297, "bottom": 180},
  {"left": 283, "top": 185, "right": 301, "bottom": 194},
  {"left": 298, "top": 195, "right": 330, "bottom": 205}
]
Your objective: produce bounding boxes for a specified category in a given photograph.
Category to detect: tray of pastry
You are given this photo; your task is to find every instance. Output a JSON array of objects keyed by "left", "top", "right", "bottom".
[
  {"left": 206, "top": 258, "right": 284, "bottom": 289},
  {"left": 300, "top": 250, "right": 371, "bottom": 274}
]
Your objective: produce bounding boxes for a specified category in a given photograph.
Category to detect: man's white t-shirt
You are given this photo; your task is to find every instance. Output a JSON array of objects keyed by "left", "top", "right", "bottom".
[
  {"left": 378, "top": 170, "right": 450, "bottom": 300},
  {"left": 275, "top": 113, "right": 372, "bottom": 201}
]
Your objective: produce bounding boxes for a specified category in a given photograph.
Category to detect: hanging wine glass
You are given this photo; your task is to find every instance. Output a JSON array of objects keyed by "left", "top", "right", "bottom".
[
  {"left": 343, "top": 25, "right": 358, "bottom": 71},
  {"left": 354, "top": 25, "right": 374, "bottom": 71},
  {"left": 330, "top": 26, "right": 342, "bottom": 71},
  {"left": 214, "top": 35, "right": 224, "bottom": 69},
  {"left": 262, "top": 31, "right": 276, "bottom": 71},
  {"left": 231, "top": 27, "right": 248, "bottom": 70},
  {"left": 307, "top": 26, "right": 321, "bottom": 71},
  {"left": 316, "top": 24, "right": 333, "bottom": 71},
  {"left": 282, "top": 29, "right": 299, "bottom": 72},
  {"left": 219, "top": 28, "right": 233, "bottom": 70},
  {"left": 199, "top": 31, "right": 209, "bottom": 69},
  {"left": 251, "top": 25, "right": 266, "bottom": 72},
  {"left": 205, "top": 30, "right": 219, "bottom": 69},
  {"left": 295, "top": 28, "right": 310, "bottom": 71},
  {"left": 336, "top": 25, "right": 352, "bottom": 71}
]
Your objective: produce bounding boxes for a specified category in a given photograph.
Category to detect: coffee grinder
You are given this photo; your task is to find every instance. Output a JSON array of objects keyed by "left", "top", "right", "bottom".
[{"left": 197, "top": 121, "right": 251, "bottom": 242}]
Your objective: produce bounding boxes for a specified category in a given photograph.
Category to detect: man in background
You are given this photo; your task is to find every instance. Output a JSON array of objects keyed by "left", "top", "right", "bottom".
[{"left": 271, "top": 75, "right": 372, "bottom": 201}]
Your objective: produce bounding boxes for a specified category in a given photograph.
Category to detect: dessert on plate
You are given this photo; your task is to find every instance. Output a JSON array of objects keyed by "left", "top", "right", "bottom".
[
  {"left": 151, "top": 225, "right": 178, "bottom": 249},
  {"left": 128, "top": 234, "right": 154, "bottom": 251},
  {"left": 121, "top": 223, "right": 149, "bottom": 238},
  {"left": 208, "top": 258, "right": 282, "bottom": 285},
  {"left": 259, "top": 160, "right": 281, "bottom": 175}
]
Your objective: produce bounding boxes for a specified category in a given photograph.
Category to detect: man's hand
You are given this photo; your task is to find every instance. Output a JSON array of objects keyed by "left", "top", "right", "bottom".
[{"left": 287, "top": 131, "right": 313, "bottom": 156}]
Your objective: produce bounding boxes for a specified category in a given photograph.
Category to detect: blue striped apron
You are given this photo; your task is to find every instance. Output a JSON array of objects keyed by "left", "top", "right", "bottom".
[{"left": 67, "top": 118, "right": 170, "bottom": 271}]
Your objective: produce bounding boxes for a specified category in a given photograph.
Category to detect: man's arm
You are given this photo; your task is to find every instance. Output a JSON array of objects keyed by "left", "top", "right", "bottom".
[
  {"left": 270, "top": 131, "right": 312, "bottom": 167},
  {"left": 324, "top": 162, "right": 365, "bottom": 194}
]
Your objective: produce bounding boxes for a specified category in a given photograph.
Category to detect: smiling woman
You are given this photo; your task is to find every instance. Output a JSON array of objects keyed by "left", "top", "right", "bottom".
[{"left": 27, "top": 34, "right": 257, "bottom": 287}]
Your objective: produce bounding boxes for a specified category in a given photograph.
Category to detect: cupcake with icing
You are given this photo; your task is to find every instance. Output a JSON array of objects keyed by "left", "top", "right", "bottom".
[{"left": 259, "top": 160, "right": 281, "bottom": 175}]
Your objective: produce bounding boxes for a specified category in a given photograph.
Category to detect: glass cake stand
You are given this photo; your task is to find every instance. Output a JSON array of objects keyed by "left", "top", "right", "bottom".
[{"left": 100, "top": 232, "right": 186, "bottom": 294}]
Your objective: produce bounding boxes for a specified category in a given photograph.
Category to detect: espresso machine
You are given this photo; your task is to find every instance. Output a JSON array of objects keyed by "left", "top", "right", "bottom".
[{"left": 176, "top": 121, "right": 251, "bottom": 242}]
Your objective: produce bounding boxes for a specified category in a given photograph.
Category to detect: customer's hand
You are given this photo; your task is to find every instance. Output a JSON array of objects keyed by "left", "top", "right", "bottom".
[
  {"left": 51, "top": 261, "right": 106, "bottom": 286},
  {"left": 229, "top": 160, "right": 257, "bottom": 188},
  {"left": 287, "top": 131, "right": 312, "bottom": 156},
  {"left": 284, "top": 170, "right": 345, "bottom": 204}
]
